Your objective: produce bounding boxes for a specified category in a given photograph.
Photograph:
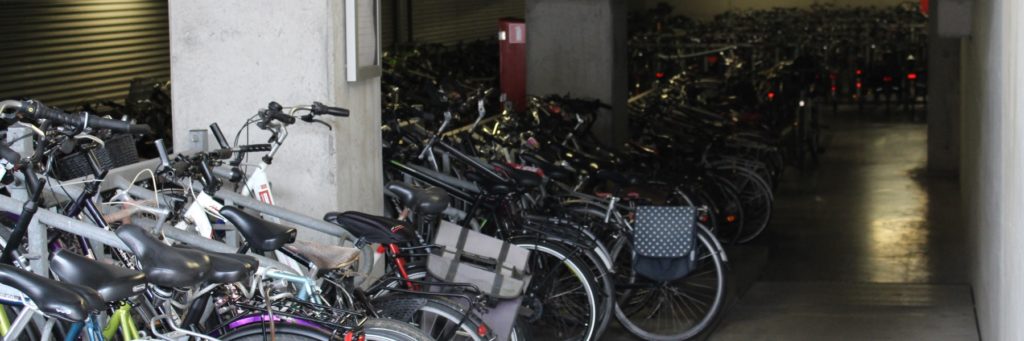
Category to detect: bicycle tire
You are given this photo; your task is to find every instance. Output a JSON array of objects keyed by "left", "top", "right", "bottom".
[
  {"left": 611, "top": 227, "right": 727, "bottom": 341},
  {"left": 373, "top": 293, "right": 494, "bottom": 341},
  {"left": 512, "top": 239, "right": 599, "bottom": 341},
  {"left": 220, "top": 318, "right": 431, "bottom": 341}
]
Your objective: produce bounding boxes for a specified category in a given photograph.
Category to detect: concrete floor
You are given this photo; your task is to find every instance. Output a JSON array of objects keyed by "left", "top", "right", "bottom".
[{"left": 710, "top": 107, "right": 978, "bottom": 340}]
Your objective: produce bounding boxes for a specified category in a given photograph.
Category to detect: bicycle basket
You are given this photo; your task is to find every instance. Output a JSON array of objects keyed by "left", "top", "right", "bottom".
[
  {"left": 427, "top": 220, "right": 531, "bottom": 299},
  {"left": 633, "top": 206, "right": 699, "bottom": 282},
  {"left": 54, "top": 134, "right": 139, "bottom": 180}
]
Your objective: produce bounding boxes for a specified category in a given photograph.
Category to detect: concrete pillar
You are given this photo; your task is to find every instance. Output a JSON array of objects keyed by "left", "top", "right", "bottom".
[
  {"left": 526, "top": 0, "right": 628, "bottom": 147},
  {"left": 169, "top": 0, "right": 382, "bottom": 241},
  {"left": 926, "top": 1, "right": 961, "bottom": 175}
]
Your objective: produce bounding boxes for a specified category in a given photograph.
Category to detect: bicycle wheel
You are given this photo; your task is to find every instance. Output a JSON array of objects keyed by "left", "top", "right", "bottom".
[
  {"left": 220, "top": 318, "right": 431, "bottom": 341},
  {"left": 363, "top": 318, "right": 435, "bottom": 341},
  {"left": 611, "top": 227, "right": 727, "bottom": 341},
  {"left": 514, "top": 214, "right": 615, "bottom": 339},
  {"left": 373, "top": 293, "right": 494, "bottom": 341},
  {"left": 512, "top": 239, "right": 599, "bottom": 341},
  {"left": 715, "top": 165, "right": 773, "bottom": 243}
]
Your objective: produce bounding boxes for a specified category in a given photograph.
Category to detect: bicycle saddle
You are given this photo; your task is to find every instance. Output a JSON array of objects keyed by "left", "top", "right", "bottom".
[
  {"left": 50, "top": 249, "right": 146, "bottom": 302},
  {"left": 0, "top": 263, "right": 103, "bottom": 322},
  {"left": 176, "top": 245, "right": 259, "bottom": 284},
  {"left": 385, "top": 181, "right": 449, "bottom": 215},
  {"left": 324, "top": 211, "right": 415, "bottom": 244},
  {"left": 220, "top": 206, "right": 297, "bottom": 253},
  {"left": 519, "top": 153, "right": 574, "bottom": 182},
  {"left": 283, "top": 240, "right": 360, "bottom": 273},
  {"left": 492, "top": 163, "right": 543, "bottom": 190},
  {"left": 115, "top": 224, "right": 212, "bottom": 288}
]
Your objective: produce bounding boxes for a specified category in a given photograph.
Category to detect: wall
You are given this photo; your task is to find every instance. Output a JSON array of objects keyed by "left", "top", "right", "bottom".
[
  {"left": 961, "top": 0, "right": 1022, "bottom": 339},
  {"left": 526, "top": 0, "right": 628, "bottom": 146},
  {"left": 0, "top": 0, "right": 170, "bottom": 108},
  {"left": 169, "top": 0, "right": 382, "bottom": 240},
  {"left": 927, "top": 1, "right": 961, "bottom": 174},
  {"left": 639, "top": 0, "right": 911, "bottom": 19}
]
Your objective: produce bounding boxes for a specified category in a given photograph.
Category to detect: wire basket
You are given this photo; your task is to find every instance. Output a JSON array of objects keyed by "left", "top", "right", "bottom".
[{"left": 55, "top": 134, "right": 139, "bottom": 180}]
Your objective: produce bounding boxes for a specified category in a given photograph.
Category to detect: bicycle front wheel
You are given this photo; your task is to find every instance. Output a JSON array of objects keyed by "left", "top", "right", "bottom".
[{"left": 220, "top": 318, "right": 432, "bottom": 341}]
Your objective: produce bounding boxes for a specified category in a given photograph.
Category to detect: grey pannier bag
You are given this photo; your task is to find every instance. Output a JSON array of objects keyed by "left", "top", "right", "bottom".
[
  {"left": 427, "top": 220, "right": 531, "bottom": 299},
  {"left": 633, "top": 206, "right": 699, "bottom": 282}
]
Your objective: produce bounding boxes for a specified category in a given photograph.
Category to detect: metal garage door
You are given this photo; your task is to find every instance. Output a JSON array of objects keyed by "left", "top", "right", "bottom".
[
  {"left": 383, "top": 0, "right": 524, "bottom": 46},
  {"left": 0, "top": 0, "right": 170, "bottom": 108}
]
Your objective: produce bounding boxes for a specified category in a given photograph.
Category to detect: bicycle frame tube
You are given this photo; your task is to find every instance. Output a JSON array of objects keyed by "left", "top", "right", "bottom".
[
  {"left": 0, "top": 305, "right": 9, "bottom": 336},
  {"left": 102, "top": 303, "right": 138, "bottom": 340},
  {"left": 264, "top": 269, "right": 322, "bottom": 304},
  {"left": 239, "top": 164, "right": 274, "bottom": 205}
]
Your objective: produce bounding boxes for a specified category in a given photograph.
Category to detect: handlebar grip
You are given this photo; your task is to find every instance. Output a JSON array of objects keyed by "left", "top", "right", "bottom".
[
  {"left": 312, "top": 102, "right": 350, "bottom": 117},
  {"left": 238, "top": 144, "right": 272, "bottom": 153},
  {"left": 197, "top": 159, "right": 220, "bottom": 190},
  {"left": 209, "top": 123, "right": 231, "bottom": 149},
  {"left": 154, "top": 139, "right": 171, "bottom": 169},
  {"left": 0, "top": 145, "right": 20, "bottom": 166},
  {"left": 270, "top": 112, "right": 296, "bottom": 125},
  {"left": 210, "top": 149, "right": 234, "bottom": 160}
]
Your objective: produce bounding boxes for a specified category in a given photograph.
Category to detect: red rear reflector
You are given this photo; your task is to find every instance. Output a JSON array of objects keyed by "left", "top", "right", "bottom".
[
  {"left": 831, "top": 85, "right": 837, "bottom": 92},
  {"left": 655, "top": 72, "right": 665, "bottom": 79},
  {"left": 856, "top": 69, "right": 863, "bottom": 75},
  {"left": 707, "top": 55, "right": 718, "bottom": 63},
  {"left": 883, "top": 75, "right": 893, "bottom": 82},
  {"left": 478, "top": 324, "right": 489, "bottom": 337},
  {"left": 907, "top": 73, "right": 918, "bottom": 80},
  {"left": 376, "top": 245, "right": 386, "bottom": 254},
  {"left": 856, "top": 82, "right": 862, "bottom": 89},
  {"left": 726, "top": 215, "right": 737, "bottom": 223},
  {"left": 768, "top": 92, "right": 776, "bottom": 100}
]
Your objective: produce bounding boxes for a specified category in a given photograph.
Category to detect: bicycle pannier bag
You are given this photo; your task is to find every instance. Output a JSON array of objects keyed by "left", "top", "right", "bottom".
[
  {"left": 427, "top": 220, "right": 531, "bottom": 299},
  {"left": 633, "top": 206, "right": 699, "bottom": 282}
]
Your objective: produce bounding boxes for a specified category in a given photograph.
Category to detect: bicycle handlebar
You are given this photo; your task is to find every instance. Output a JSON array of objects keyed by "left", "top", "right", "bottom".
[{"left": 4, "top": 100, "right": 153, "bottom": 135}]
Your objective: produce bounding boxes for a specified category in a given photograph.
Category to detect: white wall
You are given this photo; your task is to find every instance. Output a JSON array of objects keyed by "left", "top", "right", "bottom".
[
  {"left": 169, "top": 0, "right": 382, "bottom": 240},
  {"left": 639, "top": 0, "right": 911, "bottom": 19},
  {"left": 961, "top": 0, "right": 1024, "bottom": 339}
]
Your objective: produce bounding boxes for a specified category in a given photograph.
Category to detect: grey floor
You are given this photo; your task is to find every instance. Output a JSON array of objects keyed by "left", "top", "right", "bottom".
[{"left": 708, "top": 106, "right": 978, "bottom": 340}]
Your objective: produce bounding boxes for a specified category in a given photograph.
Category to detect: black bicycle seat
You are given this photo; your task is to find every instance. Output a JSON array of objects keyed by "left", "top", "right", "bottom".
[
  {"left": 220, "top": 206, "right": 297, "bottom": 253},
  {"left": 324, "top": 211, "right": 415, "bottom": 244},
  {"left": 176, "top": 246, "right": 259, "bottom": 284},
  {"left": 115, "top": 224, "right": 212, "bottom": 288},
  {"left": 520, "top": 153, "right": 574, "bottom": 182},
  {"left": 385, "top": 181, "right": 450, "bottom": 215},
  {"left": 0, "top": 263, "right": 103, "bottom": 322},
  {"left": 50, "top": 249, "right": 146, "bottom": 302}
]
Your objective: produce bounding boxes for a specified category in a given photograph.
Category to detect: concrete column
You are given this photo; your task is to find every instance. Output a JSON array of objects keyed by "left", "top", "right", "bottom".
[
  {"left": 926, "top": 1, "right": 961, "bottom": 175},
  {"left": 169, "top": 0, "right": 382, "bottom": 241},
  {"left": 526, "top": 0, "right": 628, "bottom": 147}
]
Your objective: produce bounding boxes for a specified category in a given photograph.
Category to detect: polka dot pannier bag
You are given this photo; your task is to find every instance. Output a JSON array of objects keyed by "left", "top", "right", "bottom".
[{"left": 632, "top": 206, "right": 698, "bottom": 282}]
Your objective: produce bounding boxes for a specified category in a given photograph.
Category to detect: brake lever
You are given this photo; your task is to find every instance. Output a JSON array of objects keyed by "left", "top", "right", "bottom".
[{"left": 300, "top": 114, "right": 333, "bottom": 131}]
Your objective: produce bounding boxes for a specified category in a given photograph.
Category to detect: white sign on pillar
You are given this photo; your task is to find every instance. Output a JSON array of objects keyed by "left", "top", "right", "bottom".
[{"left": 346, "top": 0, "right": 383, "bottom": 82}]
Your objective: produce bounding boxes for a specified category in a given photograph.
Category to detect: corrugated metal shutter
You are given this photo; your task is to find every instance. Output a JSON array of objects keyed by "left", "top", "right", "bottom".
[
  {"left": 0, "top": 0, "right": 169, "bottom": 108},
  {"left": 382, "top": 0, "right": 396, "bottom": 47},
  {"left": 411, "top": 0, "right": 524, "bottom": 44}
]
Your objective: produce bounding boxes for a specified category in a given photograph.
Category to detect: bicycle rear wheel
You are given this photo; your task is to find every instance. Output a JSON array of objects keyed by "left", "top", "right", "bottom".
[
  {"left": 611, "top": 227, "right": 727, "bottom": 341},
  {"left": 513, "top": 240, "right": 599, "bottom": 341}
]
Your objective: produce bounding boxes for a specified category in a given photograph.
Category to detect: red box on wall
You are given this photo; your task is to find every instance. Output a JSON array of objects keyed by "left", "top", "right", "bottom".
[{"left": 499, "top": 18, "right": 526, "bottom": 112}]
